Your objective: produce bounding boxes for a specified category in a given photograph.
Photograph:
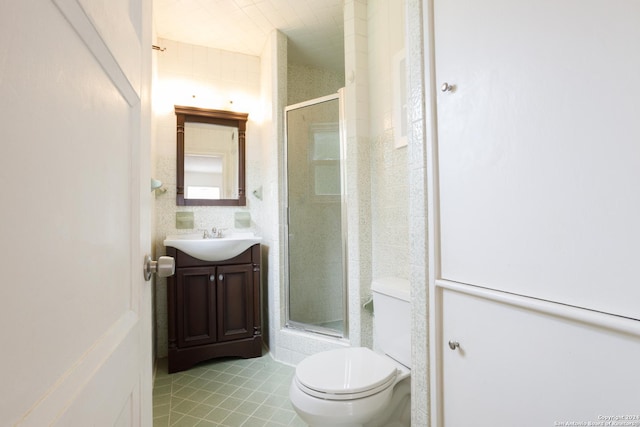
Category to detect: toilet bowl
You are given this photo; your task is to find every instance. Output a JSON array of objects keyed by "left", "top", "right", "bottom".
[
  {"left": 290, "top": 347, "right": 410, "bottom": 427},
  {"left": 289, "top": 277, "right": 412, "bottom": 427}
]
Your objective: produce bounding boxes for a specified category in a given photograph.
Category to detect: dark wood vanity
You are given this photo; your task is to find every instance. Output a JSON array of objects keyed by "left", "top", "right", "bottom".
[{"left": 166, "top": 244, "right": 262, "bottom": 373}]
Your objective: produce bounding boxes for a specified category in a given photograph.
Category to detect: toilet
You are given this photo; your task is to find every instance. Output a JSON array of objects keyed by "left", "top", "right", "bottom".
[{"left": 289, "top": 277, "right": 411, "bottom": 427}]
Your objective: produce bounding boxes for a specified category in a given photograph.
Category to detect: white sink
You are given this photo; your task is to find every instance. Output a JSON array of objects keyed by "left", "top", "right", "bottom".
[{"left": 164, "top": 232, "right": 262, "bottom": 261}]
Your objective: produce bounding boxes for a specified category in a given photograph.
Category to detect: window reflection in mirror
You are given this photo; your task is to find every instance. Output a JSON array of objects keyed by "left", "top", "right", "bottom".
[
  {"left": 184, "top": 122, "right": 238, "bottom": 200},
  {"left": 175, "top": 106, "right": 247, "bottom": 206}
]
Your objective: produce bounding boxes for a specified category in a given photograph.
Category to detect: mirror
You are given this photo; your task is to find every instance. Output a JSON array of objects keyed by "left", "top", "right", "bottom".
[{"left": 175, "top": 106, "right": 248, "bottom": 206}]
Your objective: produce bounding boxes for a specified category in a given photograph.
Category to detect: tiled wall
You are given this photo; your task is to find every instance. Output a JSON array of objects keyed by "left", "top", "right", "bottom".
[
  {"left": 152, "top": 38, "right": 264, "bottom": 357},
  {"left": 368, "top": 0, "right": 410, "bottom": 281},
  {"left": 273, "top": 0, "right": 374, "bottom": 364},
  {"left": 258, "top": 30, "right": 287, "bottom": 359},
  {"left": 368, "top": 1, "right": 430, "bottom": 425},
  {"left": 287, "top": 63, "right": 344, "bottom": 105},
  {"left": 343, "top": 0, "right": 373, "bottom": 350},
  {"left": 406, "top": 0, "right": 429, "bottom": 425}
]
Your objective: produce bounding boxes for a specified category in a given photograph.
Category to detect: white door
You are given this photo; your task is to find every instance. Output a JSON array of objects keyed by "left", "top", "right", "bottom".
[
  {"left": 433, "top": 0, "right": 640, "bottom": 319},
  {"left": 0, "top": 0, "right": 153, "bottom": 425}
]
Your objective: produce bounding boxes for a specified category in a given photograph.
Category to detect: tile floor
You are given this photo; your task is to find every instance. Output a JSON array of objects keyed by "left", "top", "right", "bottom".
[{"left": 153, "top": 353, "right": 306, "bottom": 427}]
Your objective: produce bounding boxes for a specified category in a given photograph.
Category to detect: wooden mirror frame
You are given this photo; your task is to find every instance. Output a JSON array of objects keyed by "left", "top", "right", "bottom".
[{"left": 175, "top": 106, "right": 248, "bottom": 206}]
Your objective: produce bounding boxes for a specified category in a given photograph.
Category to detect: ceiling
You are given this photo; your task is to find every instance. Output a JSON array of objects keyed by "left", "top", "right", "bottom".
[{"left": 153, "top": 0, "right": 345, "bottom": 73}]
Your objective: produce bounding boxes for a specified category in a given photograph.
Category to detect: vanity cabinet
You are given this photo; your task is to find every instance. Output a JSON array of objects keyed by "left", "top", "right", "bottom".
[{"left": 166, "top": 244, "right": 262, "bottom": 373}]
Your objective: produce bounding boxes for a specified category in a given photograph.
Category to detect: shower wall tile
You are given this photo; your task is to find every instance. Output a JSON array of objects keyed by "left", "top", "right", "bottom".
[
  {"left": 287, "top": 63, "right": 344, "bottom": 106},
  {"left": 343, "top": 0, "right": 373, "bottom": 350},
  {"left": 368, "top": 0, "right": 410, "bottom": 283},
  {"left": 406, "top": 0, "right": 429, "bottom": 426},
  {"left": 277, "top": 328, "right": 349, "bottom": 366},
  {"left": 260, "top": 30, "right": 287, "bottom": 361}
]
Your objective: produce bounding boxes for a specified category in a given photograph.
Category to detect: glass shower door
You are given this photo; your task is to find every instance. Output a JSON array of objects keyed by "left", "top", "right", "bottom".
[{"left": 285, "top": 92, "right": 347, "bottom": 337}]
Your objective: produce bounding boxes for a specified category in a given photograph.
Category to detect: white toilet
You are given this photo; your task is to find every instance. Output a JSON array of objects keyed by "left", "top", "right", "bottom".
[{"left": 289, "top": 277, "right": 411, "bottom": 427}]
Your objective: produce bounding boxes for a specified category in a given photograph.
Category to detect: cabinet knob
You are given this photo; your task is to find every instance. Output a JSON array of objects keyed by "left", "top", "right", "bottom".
[
  {"left": 209, "top": 275, "right": 215, "bottom": 282},
  {"left": 218, "top": 274, "right": 224, "bottom": 281},
  {"left": 441, "top": 82, "right": 454, "bottom": 92},
  {"left": 448, "top": 340, "right": 460, "bottom": 350}
]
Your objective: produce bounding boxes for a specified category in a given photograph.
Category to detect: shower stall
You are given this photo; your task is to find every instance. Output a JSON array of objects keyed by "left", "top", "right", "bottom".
[{"left": 284, "top": 91, "right": 347, "bottom": 338}]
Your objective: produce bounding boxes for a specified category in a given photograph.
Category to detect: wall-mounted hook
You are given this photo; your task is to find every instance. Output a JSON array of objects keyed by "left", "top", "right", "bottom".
[
  {"left": 151, "top": 178, "right": 167, "bottom": 194},
  {"left": 252, "top": 186, "right": 263, "bottom": 200}
]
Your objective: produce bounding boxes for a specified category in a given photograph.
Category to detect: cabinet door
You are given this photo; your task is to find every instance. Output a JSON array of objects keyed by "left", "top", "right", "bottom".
[
  {"left": 441, "top": 288, "right": 640, "bottom": 426},
  {"left": 434, "top": 0, "right": 640, "bottom": 320},
  {"left": 176, "top": 267, "right": 217, "bottom": 347},
  {"left": 217, "top": 264, "right": 254, "bottom": 342}
]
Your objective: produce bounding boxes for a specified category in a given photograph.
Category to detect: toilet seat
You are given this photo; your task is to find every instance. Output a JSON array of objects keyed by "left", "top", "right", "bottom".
[{"left": 294, "top": 347, "right": 398, "bottom": 401}]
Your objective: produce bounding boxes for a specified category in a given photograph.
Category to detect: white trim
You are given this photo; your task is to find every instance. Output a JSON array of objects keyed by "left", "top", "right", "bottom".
[
  {"left": 52, "top": 0, "right": 140, "bottom": 106},
  {"left": 393, "top": 48, "right": 407, "bottom": 148},
  {"left": 422, "top": 0, "right": 444, "bottom": 425},
  {"left": 436, "top": 280, "right": 640, "bottom": 338},
  {"left": 285, "top": 92, "right": 341, "bottom": 112}
]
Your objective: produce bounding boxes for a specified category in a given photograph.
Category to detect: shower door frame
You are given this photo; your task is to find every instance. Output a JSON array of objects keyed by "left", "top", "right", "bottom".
[{"left": 283, "top": 91, "right": 349, "bottom": 339}]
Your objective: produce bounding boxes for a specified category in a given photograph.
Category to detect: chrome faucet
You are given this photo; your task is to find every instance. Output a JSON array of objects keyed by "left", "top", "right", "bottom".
[
  {"left": 202, "top": 227, "right": 224, "bottom": 239},
  {"left": 212, "top": 227, "right": 225, "bottom": 238}
]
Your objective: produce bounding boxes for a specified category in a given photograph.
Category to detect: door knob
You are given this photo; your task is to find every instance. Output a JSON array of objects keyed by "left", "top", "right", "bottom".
[{"left": 144, "top": 255, "right": 175, "bottom": 281}]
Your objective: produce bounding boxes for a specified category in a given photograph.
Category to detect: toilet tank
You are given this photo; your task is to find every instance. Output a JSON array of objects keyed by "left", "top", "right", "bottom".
[{"left": 372, "top": 277, "right": 411, "bottom": 368}]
